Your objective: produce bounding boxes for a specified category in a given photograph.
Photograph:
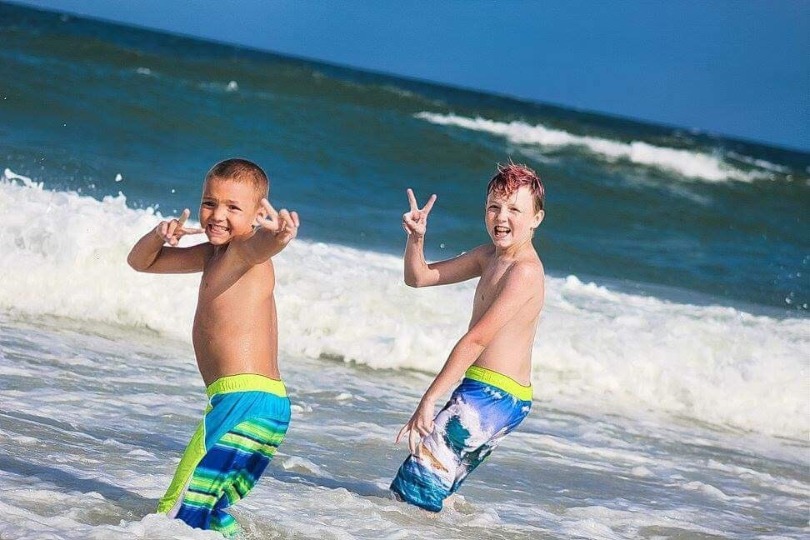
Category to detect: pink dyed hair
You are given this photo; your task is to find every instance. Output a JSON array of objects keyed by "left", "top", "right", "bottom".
[{"left": 486, "top": 163, "right": 545, "bottom": 212}]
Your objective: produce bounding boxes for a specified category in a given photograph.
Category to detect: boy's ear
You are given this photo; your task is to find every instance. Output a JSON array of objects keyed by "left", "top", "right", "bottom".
[{"left": 532, "top": 209, "right": 545, "bottom": 229}]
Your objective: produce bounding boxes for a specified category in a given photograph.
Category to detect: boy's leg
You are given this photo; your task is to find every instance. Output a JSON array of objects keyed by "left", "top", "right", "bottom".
[
  {"left": 390, "top": 399, "right": 460, "bottom": 512},
  {"left": 157, "top": 376, "right": 291, "bottom": 534},
  {"left": 391, "top": 378, "right": 531, "bottom": 512},
  {"left": 156, "top": 419, "right": 207, "bottom": 516},
  {"left": 173, "top": 415, "right": 289, "bottom": 536}
]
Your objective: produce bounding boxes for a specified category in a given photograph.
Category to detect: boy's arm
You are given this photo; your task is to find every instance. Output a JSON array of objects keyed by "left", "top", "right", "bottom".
[
  {"left": 233, "top": 199, "right": 300, "bottom": 265},
  {"left": 396, "top": 261, "right": 544, "bottom": 454},
  {"left": 127, "top": 209, "right": 209, "bottom": 273},
  {"left": 403, "top": 188, "right": 482, "bottom": 287}
]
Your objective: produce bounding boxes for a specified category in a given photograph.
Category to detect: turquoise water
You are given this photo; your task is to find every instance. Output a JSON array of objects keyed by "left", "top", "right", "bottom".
[
  {"left": 0, "top": 4, "right": 808, "bottom": 539},
  {"left": 2, "top": 3, "right": 808, "bottom": 313}
]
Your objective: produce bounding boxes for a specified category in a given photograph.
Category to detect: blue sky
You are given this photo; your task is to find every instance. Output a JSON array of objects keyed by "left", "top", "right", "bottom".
[{"left": 12, "top": 0, "right": 810, "bottom": 151}]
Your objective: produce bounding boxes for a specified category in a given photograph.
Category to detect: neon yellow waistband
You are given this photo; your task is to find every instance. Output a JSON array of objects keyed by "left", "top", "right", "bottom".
[
  {"left": 206, "top": 373, "right": 287, "bottom": 398},
  {"left": 464, "top": 365, "right": 532, "bottom": 401}
]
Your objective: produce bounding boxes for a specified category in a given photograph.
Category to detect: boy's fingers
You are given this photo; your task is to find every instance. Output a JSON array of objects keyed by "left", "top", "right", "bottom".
[
  {"left": 176, "top": 208, "right": 190, "bottom": 229},
  {"left": 290, "top": 211, "right": 300, "bottom": 228},
  {"left": 395, "top": 424, "right": 407, "bottom": 444},
  {"left": 407, "top": 188, "right": 418, "bottom": 212},
  {"left": 408, "top": 429, "right": 419, "bottom": 455},
  {"left": 183, "top": 227, "right": 205, "bottom": 235},
  {"left": 277, "top": 209, "right": 296, "bottom": 232},
  {"left": 422, "top": 194, "right": 437, "bottom": 215},
  {"left": 262, "top": 198, "right": 277, "bottom": 217}
]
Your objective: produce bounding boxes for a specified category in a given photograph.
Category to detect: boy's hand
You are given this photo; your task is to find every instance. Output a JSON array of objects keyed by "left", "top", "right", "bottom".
[
  {"left": 403, "top": 188, "right": 436, "bottom": 238},
  {"left": 258, "top": 198, "right": 300, "bottom": 245},
  {"left": 395, "top": 398, "right": 436, "bottom": 455},
  {"left": 156, "top": 209, "right": 204, "bottom": 247}
]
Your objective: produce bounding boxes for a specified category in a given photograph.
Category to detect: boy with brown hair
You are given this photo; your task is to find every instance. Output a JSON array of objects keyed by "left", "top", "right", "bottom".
[
  {"left": 391, "top": 163, "right": 545, "bottom": 512},
  {"left": 127, "top": 158, "right": 299, "bottom": 535}
]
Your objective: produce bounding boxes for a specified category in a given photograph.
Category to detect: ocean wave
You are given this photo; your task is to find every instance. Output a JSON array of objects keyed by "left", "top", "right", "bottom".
[
  {"left": 1, "top": 169, "right": 807, "bottom": 440},
  {"left": 415, "top": 112, "right": 775, "bottom": 183}
]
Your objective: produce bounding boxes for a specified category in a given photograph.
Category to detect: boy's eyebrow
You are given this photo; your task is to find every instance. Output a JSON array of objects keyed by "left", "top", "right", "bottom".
[{"left": 201, "top": 196, "right": 243, "bottom": 205}]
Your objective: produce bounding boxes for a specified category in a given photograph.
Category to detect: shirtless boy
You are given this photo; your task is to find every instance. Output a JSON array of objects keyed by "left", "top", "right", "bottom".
[
  {"left": 127, "top": 158, "right": 299, "bottom": 535},
  {"left": 391, "top": 163, "right": 545, "bottom": 512}
]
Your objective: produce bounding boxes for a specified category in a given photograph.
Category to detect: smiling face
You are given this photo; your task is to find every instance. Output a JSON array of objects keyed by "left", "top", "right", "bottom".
[
  {"left": 199, "top": 177, "right": 263, "bottom": 245},
  {"left": 485, "top": 185, "right": 544, "bottom": 251}
]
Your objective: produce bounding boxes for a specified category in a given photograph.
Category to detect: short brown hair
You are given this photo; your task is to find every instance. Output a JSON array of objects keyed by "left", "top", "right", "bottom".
[
  {"left": 205, "top": 158, "right": 269, "bottom": 201},
  {"left": 486, "top": 162, "right": 544, "bottom": 212}
]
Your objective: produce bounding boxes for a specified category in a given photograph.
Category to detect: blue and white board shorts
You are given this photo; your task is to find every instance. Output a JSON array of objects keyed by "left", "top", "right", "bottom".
[{"left": 390, "top": 365, "right": 532, "bottom": 512}]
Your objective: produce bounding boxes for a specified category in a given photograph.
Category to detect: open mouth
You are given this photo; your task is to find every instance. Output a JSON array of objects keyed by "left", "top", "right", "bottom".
[
  {"left": 207, "top": 223, "right": 229, "bottom": 235},
  {"left": 493, "top": 225, "right": 511, "bottom": 238}
]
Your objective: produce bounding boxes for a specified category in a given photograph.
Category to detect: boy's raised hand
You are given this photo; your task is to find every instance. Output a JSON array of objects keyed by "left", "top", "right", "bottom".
[
  {"left": 259, "top": 198, "right": 300, "bottom": 245},
  {"left": 156, "top": 209, "right": 204, "bottom": 246},
  {"left": 403, "top": 188, "right": 436, "bottom": 238}
]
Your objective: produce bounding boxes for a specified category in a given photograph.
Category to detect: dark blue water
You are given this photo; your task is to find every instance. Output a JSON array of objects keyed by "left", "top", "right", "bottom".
[{"left": 1, "top": 2, "right": 808, "bottom": 313}]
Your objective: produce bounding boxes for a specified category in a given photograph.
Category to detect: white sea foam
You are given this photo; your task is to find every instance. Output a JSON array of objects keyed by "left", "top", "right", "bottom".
[
  {"left": 1, "top": 170, "right": 808, "bottom": 440},
  {"left": 415, "top": 112, "right": 776, "bottom": 183}
]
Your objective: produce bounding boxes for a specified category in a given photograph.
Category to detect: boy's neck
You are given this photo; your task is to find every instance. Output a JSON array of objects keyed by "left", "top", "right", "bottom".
[{"left": 493, "top": 237, "right": 536, "bottom": 260}]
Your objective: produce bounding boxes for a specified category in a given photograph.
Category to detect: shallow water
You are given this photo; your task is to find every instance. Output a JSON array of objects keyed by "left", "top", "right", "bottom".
[
  {"left": 1, "top": 314, "right": 807, "bottom": 539},
  {"left": 0, "top": 4, "right": 808, "bottom": 538}
]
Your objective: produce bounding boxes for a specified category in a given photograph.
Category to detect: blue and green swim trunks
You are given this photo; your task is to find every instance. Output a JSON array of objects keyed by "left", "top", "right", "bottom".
[
  {"left": 156, "top": 374, "right": 291, "bottom": 536},
  {"left": 390, "top": 365, "right": 532, "bottom": 512}
]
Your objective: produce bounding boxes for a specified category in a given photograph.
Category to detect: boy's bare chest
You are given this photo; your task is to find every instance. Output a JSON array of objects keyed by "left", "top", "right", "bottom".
[
  {"left": 198, "top": 254, "right": 272, "bottom": 300},
  {"left": 474, "top": 261, "right": 511, "bottom": 306}
]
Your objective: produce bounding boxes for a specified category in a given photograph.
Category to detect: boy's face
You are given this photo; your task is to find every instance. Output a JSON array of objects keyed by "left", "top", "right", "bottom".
[
  {"left": 485, "top": 185, "right": 544, "bottom": 249},
  {"left": 199, "top": 177, "right": 263, "bottom": 245}
]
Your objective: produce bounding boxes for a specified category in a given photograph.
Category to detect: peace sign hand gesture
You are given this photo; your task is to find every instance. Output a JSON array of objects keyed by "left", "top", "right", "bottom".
[
  {"left": 402, "top": 188, "right": 437, "bottom": 238},
  {"left": 156, "top": 209, "right": 204, "bottom": 247},
  {"left": 258, "top": 198, "right": 300, "bottom": 247}
]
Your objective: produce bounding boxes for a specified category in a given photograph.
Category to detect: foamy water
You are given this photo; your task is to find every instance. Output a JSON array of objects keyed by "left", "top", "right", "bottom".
[
  {"left": 1, "top": 312, "right": 807, "bottom": 539},
  {"left": 1, "top": 171, "right": 807, "bottom": 441},
  {"left": 2, "top": 7, "right": 808, "bottom": 535},
  {"left": 415, "top": 112, "right": 779, "bottom": 183},
  {"left": 0, "top": 173, "right": 808, "bottom": 538}
]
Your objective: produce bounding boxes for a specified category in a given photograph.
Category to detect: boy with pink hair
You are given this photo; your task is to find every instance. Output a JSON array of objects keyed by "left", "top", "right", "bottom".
[{"left": 391, "top": 163, "right": 546, "bottom": 511}]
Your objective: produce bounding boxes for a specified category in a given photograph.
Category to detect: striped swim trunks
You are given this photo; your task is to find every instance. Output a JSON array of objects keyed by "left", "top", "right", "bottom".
[{"left": 156, "top": 374, "right": 291, "bottom": 536}]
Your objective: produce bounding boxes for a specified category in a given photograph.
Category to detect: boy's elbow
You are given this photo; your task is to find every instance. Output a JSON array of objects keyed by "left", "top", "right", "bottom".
[
  {"left": 404, "top": 274, "right": 430, "bottom": 288},
  {"left": 127, "top": 253, "right": 149, "bottom": 272}
]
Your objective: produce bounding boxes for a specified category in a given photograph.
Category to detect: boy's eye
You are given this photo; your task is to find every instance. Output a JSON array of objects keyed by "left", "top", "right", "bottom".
[
  {"left": 229, "top": 205, "right": 241, "bottom": 211},
  {"left": 202, "top": 201, "right": 215, "bottom": 207}
]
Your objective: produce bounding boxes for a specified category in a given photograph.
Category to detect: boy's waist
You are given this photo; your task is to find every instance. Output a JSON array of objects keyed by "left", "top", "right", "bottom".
[
  {"left": 206, "top": 373, "right": 287, "bottom": 398},
  {"left": 464, "top": 365, "right": 532, "bottom": 402}
]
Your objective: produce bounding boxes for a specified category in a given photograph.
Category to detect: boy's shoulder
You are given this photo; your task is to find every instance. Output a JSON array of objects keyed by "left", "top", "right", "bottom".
[
  {"left": 507, "top": 256, "right": 543, "bottom": 282},
  {"left": 497, "top": 249, "right": 545, "bottom": 286}
]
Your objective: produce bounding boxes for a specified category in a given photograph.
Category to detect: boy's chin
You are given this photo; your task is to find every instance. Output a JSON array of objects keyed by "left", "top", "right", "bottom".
[{"left": 206, "top": 234, "right": 231, "bottom": 245}]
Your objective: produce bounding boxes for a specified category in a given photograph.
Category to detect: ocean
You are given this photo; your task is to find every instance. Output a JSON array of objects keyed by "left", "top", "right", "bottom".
[{"left": 0, "top": 3, "right": 808, "bottom": 539}]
